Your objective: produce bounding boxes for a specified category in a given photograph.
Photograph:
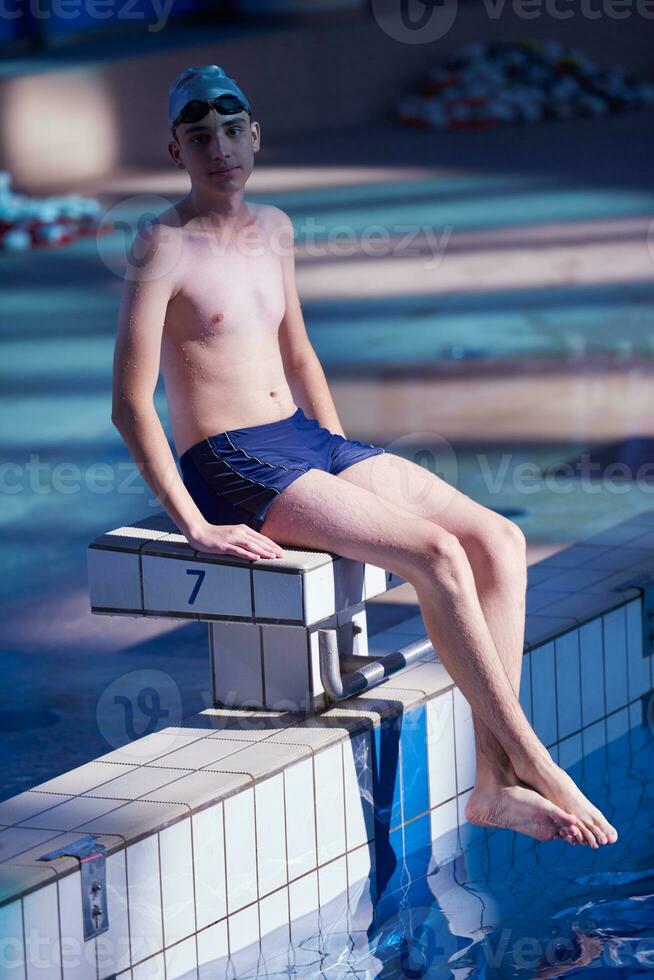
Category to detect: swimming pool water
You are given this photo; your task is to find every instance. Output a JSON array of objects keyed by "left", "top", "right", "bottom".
[{"left": 181, "top": 711, "right": 653, "bottom": 978}]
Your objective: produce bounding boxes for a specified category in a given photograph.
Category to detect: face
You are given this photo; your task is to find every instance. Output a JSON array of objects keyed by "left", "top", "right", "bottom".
[{"left": 168, "top": 108, "right": 260, "bottom": 191}]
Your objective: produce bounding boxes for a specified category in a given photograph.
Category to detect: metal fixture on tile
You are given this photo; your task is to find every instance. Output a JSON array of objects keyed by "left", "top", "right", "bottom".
[
  {"left": 38, "top": 836, "right": 108, "bottom": 939},
  {"left": 318, "top": 627, "right": 434, "bottom": 701}
]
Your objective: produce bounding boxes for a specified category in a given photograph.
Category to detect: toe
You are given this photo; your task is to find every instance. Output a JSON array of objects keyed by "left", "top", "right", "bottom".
[
  {"left": 599, "top": 819, "right": 618, "bottom": 844},
  {"left": 585, "top": 824, "right": 602, "bottom": 848},
  {"left": 591, "top": 810, "right": 618, "bottom": 843},
  {"left": 576, "top": 821, "right": 597, "bottom": 848},
  {"left": 588, "top": 821, "right": 608, "bottom": 846},
  {"left": 553, "top": 813, "right": 580, "bottom": 844},
  {"left": 554, "top": 815, "right": 583, "bottom": 845},
  {"left": 568, "top": 824, "right": 584, "bottom": 845},
  {"left": 559, "top": 809, "right": 578, "bottom": 830}
]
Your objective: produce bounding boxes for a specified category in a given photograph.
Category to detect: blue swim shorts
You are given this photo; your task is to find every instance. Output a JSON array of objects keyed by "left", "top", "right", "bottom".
[{"left": 179, "top": 406, "right": 385, "bottom": 532}]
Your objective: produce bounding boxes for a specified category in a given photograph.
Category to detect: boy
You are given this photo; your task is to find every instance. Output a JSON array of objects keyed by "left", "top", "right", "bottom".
[{"left": 111, "top": 64, "right": 617, "bottom": 847}]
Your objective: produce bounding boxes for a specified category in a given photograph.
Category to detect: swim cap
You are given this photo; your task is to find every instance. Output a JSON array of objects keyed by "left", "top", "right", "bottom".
[{"left": 168, "top": 65, "right": 251, "bottom": 128}]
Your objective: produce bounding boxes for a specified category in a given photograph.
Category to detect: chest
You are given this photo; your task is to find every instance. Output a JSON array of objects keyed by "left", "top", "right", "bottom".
[{"left": 168, "top": 237, "right": 287, "bottom": 342}]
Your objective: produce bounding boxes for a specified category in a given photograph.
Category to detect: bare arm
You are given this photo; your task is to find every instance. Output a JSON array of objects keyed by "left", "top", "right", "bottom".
[
  {"left": 111, "top": 224, "right": 207, "bottom": 536},
  {"left": 111, "top": 223, "right": 283, "bottom": 560},
  {"left": 275, "top": 210, "right": 346, "bottom": 437}
]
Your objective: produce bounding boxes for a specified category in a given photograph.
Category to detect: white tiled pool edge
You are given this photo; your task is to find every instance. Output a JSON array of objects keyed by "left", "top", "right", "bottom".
[{"left": 2, "top": 513, "right": 654, "bottom": 979}]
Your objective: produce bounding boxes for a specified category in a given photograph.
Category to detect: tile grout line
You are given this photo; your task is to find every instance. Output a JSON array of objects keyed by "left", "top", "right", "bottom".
[
  {"left": 339, "top": 741, "right": 347, "bottom": 902},
  {"left": 623, "top": 601, "right": 631, "bottom": 703},
  {"left": 249, "top": 562, "right": 256, "bottom": 623},
  {"left": 578, "top": 636, "right": 591, "bottom": 735},
  {"left": 251, "top": 785, "right": 262, "bottom": 953},
  {"left": 208, "top": 624, "right": 216, "bottom": 711},
  {"left": 94, "top": 923, "right": 100, "bottom": 980},
  {"left": 258, "top": 624, "right": 266, "bottom": 710},
  {"left": 601, "top": 613, "right": 609, "bottom": 722},
  {"left": 55, "top": 878, "right": 64, "bottom": 980},
  {"left": 187, "top": 811, "right": 200, "bottom": 978},
  {"left": 311, "top": 751, "right": 321, "bottom": 910},
  {"left": 156, "top": 833, "right": 167, "bottom": 980},
  {"left": 275, "top": 769, "right": 292, "bottom": 955},
  {"left": 20, "top": 897, "right": 27, "bottom": 980},
  {"left": 342, "top": 739, "right": 354, "bottom": 930},
  {"left": 221, "top": 800, "right": 230, "bottom": 962},
  {"left": 281, "top": 767, "right": 293, "bottom": 938},
  {"left": 597, "top": 614, "right": 609, "bottom": 769}
]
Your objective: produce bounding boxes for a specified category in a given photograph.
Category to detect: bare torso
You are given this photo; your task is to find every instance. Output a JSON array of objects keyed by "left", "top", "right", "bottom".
[{"left": 159, "top": 201, "right": 297, "bottom": 459}]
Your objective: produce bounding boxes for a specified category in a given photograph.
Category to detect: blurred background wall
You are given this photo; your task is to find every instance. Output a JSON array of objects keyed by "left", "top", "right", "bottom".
[{"left": 0, "top": 0, "right": 652, "bottom": 190}]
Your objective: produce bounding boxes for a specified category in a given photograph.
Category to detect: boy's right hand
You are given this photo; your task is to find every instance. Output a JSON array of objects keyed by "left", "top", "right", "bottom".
[{"left": 185, "top": 521, "right": 285, "bottom": 561}]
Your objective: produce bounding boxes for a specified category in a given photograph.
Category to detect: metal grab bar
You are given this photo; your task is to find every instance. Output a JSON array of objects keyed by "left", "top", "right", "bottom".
[{"left": 317, "top": 628, "right": 434, "bottom": 702}]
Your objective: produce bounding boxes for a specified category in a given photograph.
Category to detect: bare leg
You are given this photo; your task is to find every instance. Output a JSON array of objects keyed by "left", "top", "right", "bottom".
[
  {"left": 464, "top": 535, "right": 526, "bottom": 783},
  {"left": 335, "top": 455, "right": 530, "bottom": 788},
  {"left": 258, "top": 469, "right": 617, "bottom": 845},
  {"left": 330, "top": 454, "right": 618, "bottom": 847},
  {"left": 461, "top": 539, "right": 582, "bottom": 844},
  {"left": 410, "top": 543, "right": 616, "bottom": 848},
  {"left": 335, "top": 462, "right": 582, "bottom": 840}
]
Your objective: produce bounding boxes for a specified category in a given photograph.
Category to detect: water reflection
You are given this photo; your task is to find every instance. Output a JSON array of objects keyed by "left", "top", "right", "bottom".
[{"left": 180, "top": 712, "right": 652, "bottom": 978}]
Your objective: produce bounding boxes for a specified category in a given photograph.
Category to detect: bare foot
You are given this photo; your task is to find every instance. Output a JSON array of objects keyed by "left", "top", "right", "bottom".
[
  {"left": 465, "top": 778, "right": 581, "bottom": 843},
  {"left": 514, "top": 756, "right": 618, "bottom": 848}
]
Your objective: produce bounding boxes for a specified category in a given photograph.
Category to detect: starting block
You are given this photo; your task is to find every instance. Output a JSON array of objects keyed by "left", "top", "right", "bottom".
[{"left": 87, "top": 513, "right": 433, "bottom": 714}]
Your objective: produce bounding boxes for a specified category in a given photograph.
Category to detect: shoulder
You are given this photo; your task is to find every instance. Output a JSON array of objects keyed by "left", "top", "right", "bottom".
[
  {"left": 125, "top": 207, "right": 184, "bottom": 285},
  {"left": 129, "top": 205, "right": 183, "bottom": 252},
  {"left": 254, "top": 205, "right": 295, "bottom": 265},
  {"left": 253, "top": 203, "right": 294, "bottom": 234}
]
